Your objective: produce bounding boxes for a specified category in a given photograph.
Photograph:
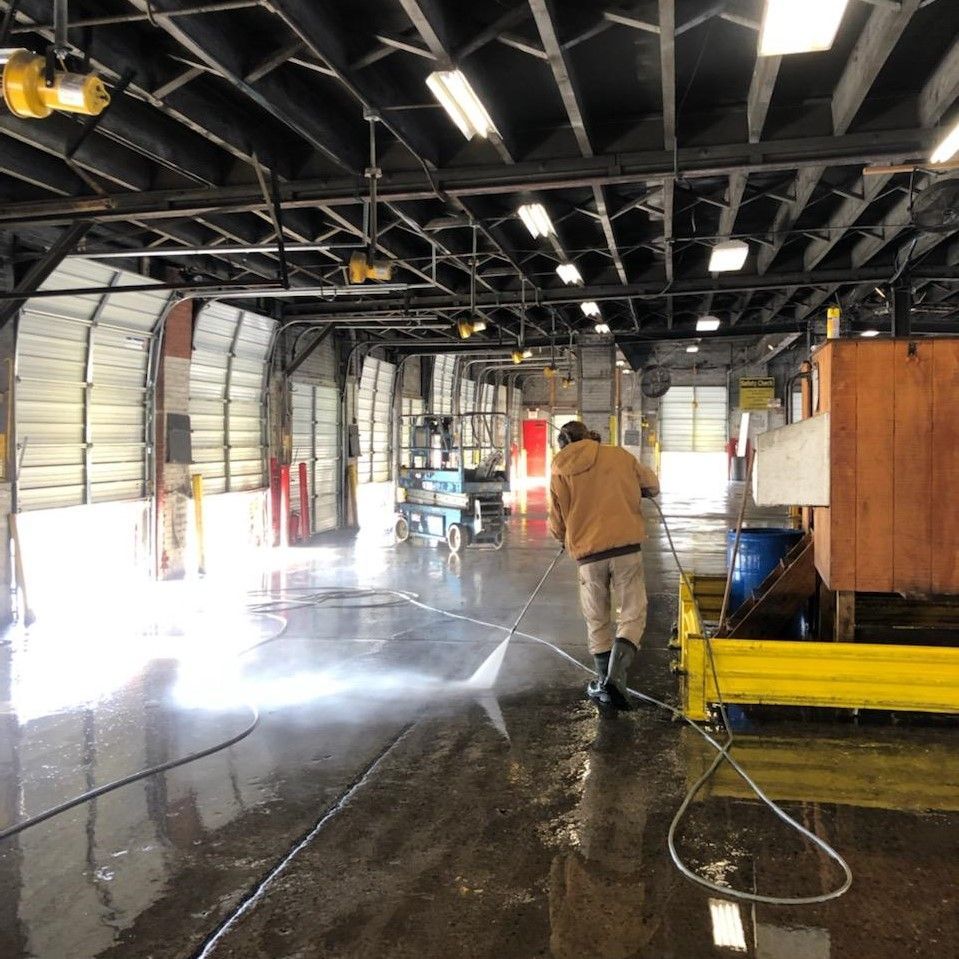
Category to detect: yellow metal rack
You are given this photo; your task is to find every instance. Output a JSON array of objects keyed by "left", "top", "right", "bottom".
[{"left": 675, "top": 574, "right": 959, "bottom": 722}]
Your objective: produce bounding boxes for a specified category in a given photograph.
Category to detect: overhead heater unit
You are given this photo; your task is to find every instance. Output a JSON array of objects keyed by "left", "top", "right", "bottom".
[{"left": 0, "top": 48, "right": 110, "bottom": 118}]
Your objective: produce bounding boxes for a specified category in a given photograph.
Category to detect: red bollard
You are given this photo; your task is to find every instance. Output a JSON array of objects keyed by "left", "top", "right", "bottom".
[{"left": 298, "top": 462, "right": 309, "bottom": 542}]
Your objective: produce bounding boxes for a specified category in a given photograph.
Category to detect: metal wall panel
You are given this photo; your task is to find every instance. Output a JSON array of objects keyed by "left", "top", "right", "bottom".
[
  {"left": 357, "top": 356, "right": 395, "bottom": 483},
  {"left": 290, "top": 382, "right": 340, "bottom": 533},
  {"left": 431, "top": 354, "right": 455, "bottom": 414},
  {"left": 578, "top": 341, "right": 613, "bottom": 442},
  {"left": 661, "top": 386, "right": 728, "bottom": 452},
  {"left": 16, "top": 258, "right": 168, "bottom": 510},
  {"left": 510, "top": 386, "right": 523, "bottom": 447},
  {"left": 189, "top": 303, "right": 275, "bottom": 494}
]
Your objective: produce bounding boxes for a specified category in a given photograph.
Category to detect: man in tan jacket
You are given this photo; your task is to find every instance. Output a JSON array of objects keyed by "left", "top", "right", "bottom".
[{"left": 549, "top": 421, "right": 660, "bottom": 710}]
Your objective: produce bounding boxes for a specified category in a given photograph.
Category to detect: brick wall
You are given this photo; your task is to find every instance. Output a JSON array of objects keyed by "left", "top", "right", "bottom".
[{"left": 155, "top": 301, "right": 194, "bottom": 579}]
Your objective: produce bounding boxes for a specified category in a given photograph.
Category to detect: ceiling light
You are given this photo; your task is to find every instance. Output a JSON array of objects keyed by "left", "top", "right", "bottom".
[
  {"left": 616, "top": 359, "right": 625, "bottom": 367},
  {"left": 686, "top": 344, "right": 700, "bottom": 353},
  {"left": 594, "top": 322, "right": 611, "bottom": 334},
  {"left": 581, "top": 301, "right": 600, "bottom": 317},
  {"left": 517, "top": 203, "right": 554, "bottom": 238},
  {"left": 556, "top": 262, "right": 583, "bottom": 285},
  {"left": 931, "top": 117, "right": 959, "bottom": 164},
  {"left": 425, "top": 70, "right": 497, "bottom": 139},
  {"left": 696, "top": 315, "right": 722, "bottom": 332},
  {"left": 709, "top": 900, "right": 747, "bottom": 952},
  {"left": 708, "top": 240, "right": 749, "bottom": 272},
  {"left": 861, "top": 329, "right": 880, "bottom": 337},
  {"left": 621, "top": 368, "right": 632, "bottom": 374},
  {"left": 522, "top": 347, "right": 533, "bottom": 358},
  {"left": 759, "top": 0, "right": 849, "bottom": 57},
  {"left": 471, "top": 317, "right": 487, "bottom": 333}
]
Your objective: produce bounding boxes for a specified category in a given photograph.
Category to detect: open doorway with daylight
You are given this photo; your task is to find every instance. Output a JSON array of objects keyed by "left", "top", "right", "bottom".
[{"left": 658, "top": 386, "right": 729, "bottom": 495}]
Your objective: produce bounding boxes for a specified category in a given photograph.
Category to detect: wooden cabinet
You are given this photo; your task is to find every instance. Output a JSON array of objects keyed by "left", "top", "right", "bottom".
[{"left": 813, "top": 338, "right": 959, "bottom": 595}]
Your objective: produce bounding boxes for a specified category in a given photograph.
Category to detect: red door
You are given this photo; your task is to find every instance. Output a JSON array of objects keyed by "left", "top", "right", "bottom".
[{"left": 522, "top": 419, "right": 549, "bottom": 479}]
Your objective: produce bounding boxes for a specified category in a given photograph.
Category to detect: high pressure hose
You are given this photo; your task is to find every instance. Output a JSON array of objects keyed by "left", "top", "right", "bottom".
[{"left": 0, "top": 551, "right": 852, "bottom": 906}]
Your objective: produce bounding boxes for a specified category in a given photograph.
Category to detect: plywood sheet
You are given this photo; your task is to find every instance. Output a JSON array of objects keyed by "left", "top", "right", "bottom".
[
  {"left": 893, "top": 340, "right": 933, "bottom": 593},
  {"left": 932, "top": 340, "right": 959, "bottom": 593},
  {"left": 755, "top": 414, "right": 830, "bottom": 506},
  {"left": 855, "top": 341, "right": 895, "bottom": 592},
  {"left": 829, "top": 343, "right": 858, "bottom": 590}
]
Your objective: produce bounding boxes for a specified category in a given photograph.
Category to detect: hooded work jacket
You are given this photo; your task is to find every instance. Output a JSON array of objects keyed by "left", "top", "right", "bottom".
[{"left": 548, "top": 439, "right": 661, "bottom": 563}]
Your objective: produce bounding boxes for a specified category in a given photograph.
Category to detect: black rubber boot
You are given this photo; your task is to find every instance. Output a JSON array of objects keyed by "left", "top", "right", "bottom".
[
  {"left": 585, "top": 651, "right": 611, "bottom": 705},
  {"left": 601, "top": 638, "right": 637, "bottom": 711}
]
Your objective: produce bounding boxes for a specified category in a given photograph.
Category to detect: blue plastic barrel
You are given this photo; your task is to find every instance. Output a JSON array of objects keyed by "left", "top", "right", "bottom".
[{"left": 726, "top": 527, "right": 804, "bottom": 615}]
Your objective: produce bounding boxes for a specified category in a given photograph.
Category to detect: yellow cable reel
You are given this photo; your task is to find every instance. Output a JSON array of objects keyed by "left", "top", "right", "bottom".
[{"left": 1, "top": 48, "right": 110, "bottom": 119}]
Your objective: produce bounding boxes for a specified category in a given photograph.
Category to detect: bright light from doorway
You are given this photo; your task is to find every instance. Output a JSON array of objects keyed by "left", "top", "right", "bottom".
[
  {"left": 426, "top": 70, "right": 498, "bottom": 139},
  {"left": 759, "top": 0, "right": 849, "bottom": 56}
]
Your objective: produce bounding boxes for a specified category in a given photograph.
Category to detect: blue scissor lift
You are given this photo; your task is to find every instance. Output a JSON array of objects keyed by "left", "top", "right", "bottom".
[{"left": 394, "top": 412, "right": 510, "bottom": 552}]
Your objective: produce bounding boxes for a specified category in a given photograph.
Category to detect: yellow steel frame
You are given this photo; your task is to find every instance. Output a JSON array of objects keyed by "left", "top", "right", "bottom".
[{"left": 676, "top": 574, "right": 959, "bottom": 721}]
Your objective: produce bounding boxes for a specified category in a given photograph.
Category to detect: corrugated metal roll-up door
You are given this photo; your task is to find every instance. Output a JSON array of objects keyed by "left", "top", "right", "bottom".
[
  {"left": 190, "top": 303, "right": 275, "bottom": 493},
  {"left": 460, "top": 378, "right": 475, "bottom": 455},
  {"left": 357, "top": 356, "right": 395, "bottom": 483},
  {"left": 290, "top": 382, "right": 340, "bottom": 533},
  {"left": 431, "top": 354, "right": 455, "bottom": 413},
  {"left": 660, "top": 386, "right": 728, "bottom": 452},
  {"left": 510, "top": 386, "right": 523, "bottom": 447},
  {"left": 579, "top": 341, "right": 614, "bottom": 442},
  {"left": 16, "top": 258, "right": 169, "bottom": 510}
]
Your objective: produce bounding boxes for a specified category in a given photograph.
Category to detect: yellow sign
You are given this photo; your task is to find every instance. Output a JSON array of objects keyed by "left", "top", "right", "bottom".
[{"left": 740, "top": 376, "right": 775, "bottom": 411}]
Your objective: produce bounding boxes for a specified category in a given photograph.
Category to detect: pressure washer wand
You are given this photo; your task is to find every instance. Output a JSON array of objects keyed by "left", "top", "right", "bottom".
[{"left": 506, "top": 546, "right": 565, "bottom": 641}]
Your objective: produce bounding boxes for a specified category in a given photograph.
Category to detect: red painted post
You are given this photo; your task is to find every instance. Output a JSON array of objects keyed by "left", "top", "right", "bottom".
[
  {"left": 298, "top": 462, "right": 309, "bottom": 541},
  {"left": 279, "top": 464, "right": 291, "bottom": 548},
  {"left": 269, "top": 457, "right": 281, "bottom": 546}
]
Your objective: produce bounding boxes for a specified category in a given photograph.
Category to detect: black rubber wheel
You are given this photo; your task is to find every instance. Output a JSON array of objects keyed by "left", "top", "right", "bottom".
[
  {"left": 447, "top": 523, "right": 463, "bottom": 553},
  {"left": 394, "top": 516, "right": 410, "bottom": 543}
]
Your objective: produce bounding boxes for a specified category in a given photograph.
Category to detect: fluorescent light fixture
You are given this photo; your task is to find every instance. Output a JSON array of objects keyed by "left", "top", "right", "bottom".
[
  {"left": 709, "top": 899, "right": 747, "bottom": 952},
  {"left": 425, "top": 70, "right": 497, "bottom": 139},
  {"left": 759, "top": 0, "right": 849, "bottom": 57},
  {"left": 517, "top": 203, "right": 554, "bottom": 238},
  {"left": 594, "top": 322, "right": 611, "bottom": 334},
  {"left": 931, "top": 117, "right": 959, "bottom": 164},
  {"left": 686, "top": 344, "right": 700, "bottom": 353},
  {"left": 556, "top": 262, "right": 583, "bottom": 285},
  {"left": 696, "top": 315, "right": 722, "bottom": 332},
  {"left": 709, "top": 240, "right": 749, "bottom": 272},
  {"left": 861, "top": 329, "right": 880, "bottom": 337},
  {"left": 581, "top": 301, "right": 600, "bottom": 317}
]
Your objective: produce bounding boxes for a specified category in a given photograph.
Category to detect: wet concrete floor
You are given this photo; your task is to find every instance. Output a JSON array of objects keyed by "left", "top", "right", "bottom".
[{"left": 1, "top": 485, "right": 958, "bottom": 957}]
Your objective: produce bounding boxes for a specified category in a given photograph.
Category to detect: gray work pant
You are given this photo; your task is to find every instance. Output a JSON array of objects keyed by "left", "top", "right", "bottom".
[{"left": 577, "top": 551, "right": 648, "bottom": 655}]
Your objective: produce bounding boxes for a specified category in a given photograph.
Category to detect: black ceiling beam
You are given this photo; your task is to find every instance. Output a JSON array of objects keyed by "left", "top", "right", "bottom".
[
  {"left": 144, "top": 0, "right": 363, "bottom": 173},
  {"left": 284, "top": 264, "right": 959, "bottom": 316},
  {"left": 4, "top": 0, "right": 308, "bottom": 178},
  {"left": 0, "top": 220, "right": 92, "bottom": 327},
  {"left": 0, "top": 127, "right": 937, "bottom": 228}
]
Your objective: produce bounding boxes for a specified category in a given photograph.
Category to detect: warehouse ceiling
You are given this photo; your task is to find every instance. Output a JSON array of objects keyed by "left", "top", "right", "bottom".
[{"left": 2, "top": 0, "right": 959, "bottom": 350}]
